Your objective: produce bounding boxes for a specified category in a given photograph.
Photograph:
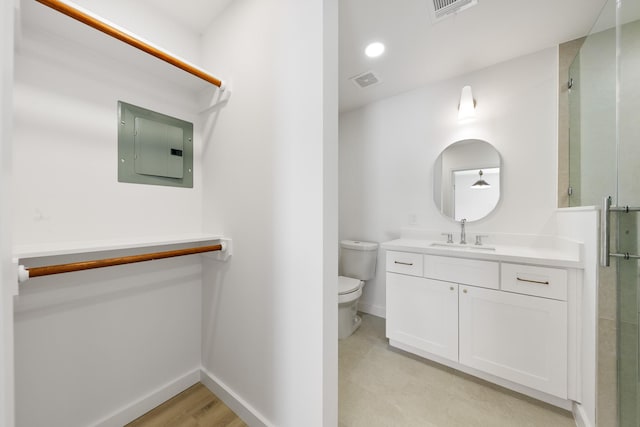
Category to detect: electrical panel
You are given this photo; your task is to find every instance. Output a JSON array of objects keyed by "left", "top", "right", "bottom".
[{"left": 118, "top": 101, "right": 193, "bottom": 188}]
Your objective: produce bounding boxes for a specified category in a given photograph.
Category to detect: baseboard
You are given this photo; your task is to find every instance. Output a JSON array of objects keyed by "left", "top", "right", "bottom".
[
  {"left": 92, "top": 369, "right": 201, "bottom": 427},
  {"left": 573, "top": 402, "right": 593, "bottom": 427},
  {"left": 358, "top": 301, "right": 385, "bottom": 318},
  {"left": 88, "top": 367, "right": 272, "bottom": 427},
  {"left": 200, "top": 367, "right": 274, "bottom": 427}
]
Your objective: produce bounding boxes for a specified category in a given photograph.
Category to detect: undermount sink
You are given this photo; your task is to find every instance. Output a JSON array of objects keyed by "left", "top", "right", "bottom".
[{"left": 429, "top": 242, "right": 496, "bottom": 251}]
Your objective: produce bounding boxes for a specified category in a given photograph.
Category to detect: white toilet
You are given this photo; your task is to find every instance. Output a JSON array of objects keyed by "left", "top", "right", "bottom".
[{"left": 338, "top": 240, "right": 378, "bottom": 339}]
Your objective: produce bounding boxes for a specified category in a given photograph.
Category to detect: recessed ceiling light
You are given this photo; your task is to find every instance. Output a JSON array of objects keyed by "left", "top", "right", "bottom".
[{"left": 365, "top": 42, "right": 385, "bottom": 58}]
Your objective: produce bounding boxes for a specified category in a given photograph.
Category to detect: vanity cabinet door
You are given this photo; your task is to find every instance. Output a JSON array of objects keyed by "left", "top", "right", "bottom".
[
  {"left": 459, "top": 286, "right": 568, "bottom": 398},
  {"left": 386, "top": 273, "right": 458, "bottom": 362}
]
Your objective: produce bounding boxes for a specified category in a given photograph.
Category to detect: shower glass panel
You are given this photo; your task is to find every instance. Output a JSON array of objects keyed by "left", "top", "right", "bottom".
[
  {"left": 567, "top": 0, "right": 617, "bottom": 207},
  {"left": 567, "top": 54, "right": 581, "bottom": 206},
  {"left": 617, "top": 1, "right": 640, "bottom": 425}
]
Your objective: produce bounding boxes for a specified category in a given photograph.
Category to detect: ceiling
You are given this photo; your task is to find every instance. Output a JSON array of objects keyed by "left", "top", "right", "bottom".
[
  {"left": 339, "top": 0, "right": 607, "bottom": 112},
  {"left": 141, "top": 0, "right": 608, "bottom": 112},
  {"left": 141, "top": 0, "right": 233, "bottom": 35}
]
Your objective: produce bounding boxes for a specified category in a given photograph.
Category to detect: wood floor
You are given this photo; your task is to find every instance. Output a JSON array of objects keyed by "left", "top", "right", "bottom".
[{"left": 126, "top": 383, "right": 247, "bottom": 427}]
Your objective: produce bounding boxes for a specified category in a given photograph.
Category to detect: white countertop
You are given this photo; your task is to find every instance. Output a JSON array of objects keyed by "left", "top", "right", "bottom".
[{"left": 381, "top": 238, "right": 583, "bottom": 268}]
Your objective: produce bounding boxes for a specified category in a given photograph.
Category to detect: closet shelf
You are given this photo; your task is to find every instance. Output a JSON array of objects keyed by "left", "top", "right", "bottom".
[
  {"left": 14, "top": 233, "right": 225, "bottom": 260},
  {"left": 18, "top": 0, "right": 226, "bottom": 93}
]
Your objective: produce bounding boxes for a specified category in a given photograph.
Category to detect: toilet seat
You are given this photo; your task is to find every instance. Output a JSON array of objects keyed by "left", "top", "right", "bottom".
[
  {"left": 338, "top": 276, "right": 362, "bottom": 294},
  {"left": 338, "top": 276, "right": 363, "bottom": 304}
]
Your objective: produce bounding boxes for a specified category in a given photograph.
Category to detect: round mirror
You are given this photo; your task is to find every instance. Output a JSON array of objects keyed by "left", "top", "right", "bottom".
[{"left": 433, "top": 139, "right": 501, "bottom": 222}]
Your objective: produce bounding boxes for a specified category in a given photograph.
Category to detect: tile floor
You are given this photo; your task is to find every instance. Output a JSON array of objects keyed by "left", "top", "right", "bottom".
[{"left": 339, "top": 313, "right": 576, "bottom": 427}]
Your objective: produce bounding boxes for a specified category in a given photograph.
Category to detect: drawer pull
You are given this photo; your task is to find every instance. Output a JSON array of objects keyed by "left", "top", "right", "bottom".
[
  {"left": 516, "top": 277, "right": 550, "bottom": 285},
  {"left": 394, "top": 261, "right": 414, "bottom": 266}
]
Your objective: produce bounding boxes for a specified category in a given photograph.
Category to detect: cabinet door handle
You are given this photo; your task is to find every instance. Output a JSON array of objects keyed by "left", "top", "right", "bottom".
[
  {"left": 394, "top": 261, "right": 413, "bottom": 266},
  {"left": 463, "top": 289, "right": 467, "bottom": 293},
  {"left": 516, "top": 277, "right": 550, "bottom": 285}
]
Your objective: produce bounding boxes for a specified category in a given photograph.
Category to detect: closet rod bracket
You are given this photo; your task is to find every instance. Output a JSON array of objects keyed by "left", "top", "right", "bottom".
[
  {"left": 203, "top": 238, "right": 233, "bottom": 262},
  {"left": 17, "top": 265, "right": 29, "bottom": 284}
]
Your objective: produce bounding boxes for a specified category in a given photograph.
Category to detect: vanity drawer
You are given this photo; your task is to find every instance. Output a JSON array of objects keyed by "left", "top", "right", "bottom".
[
  {"left": 424, "top": 255, "right": 499, "bottom": 289},
  {"left": 501, "top": 263, "right": 567, "bottom": 301},
  {"left": 386, "top": 251, "right": 424, "bottom": 276}
]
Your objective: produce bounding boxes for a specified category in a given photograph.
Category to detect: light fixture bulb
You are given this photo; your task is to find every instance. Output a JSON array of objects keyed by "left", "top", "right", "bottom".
[
  {"left": 458, "top": 85, "right": 476, "bottom": 120},
  {"left": 365, "top": 42, "right": 385, "bottom": 58}
]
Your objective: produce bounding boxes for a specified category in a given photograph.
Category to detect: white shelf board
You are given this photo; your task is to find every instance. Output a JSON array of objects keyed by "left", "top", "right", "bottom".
[{"left": 14, "top": 233, "right": 224, "bottom": 259}]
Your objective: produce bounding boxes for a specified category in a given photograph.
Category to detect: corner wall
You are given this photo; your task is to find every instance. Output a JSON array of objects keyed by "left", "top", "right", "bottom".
[
  {"left": 199, "top": 0, "right": 337, "bottom": 425},
  {"left": 1, "top": 1, "right": 16, "bottom": 425},
  {"left": 339, "top": 47, "right": 560, "bottom": 316}
]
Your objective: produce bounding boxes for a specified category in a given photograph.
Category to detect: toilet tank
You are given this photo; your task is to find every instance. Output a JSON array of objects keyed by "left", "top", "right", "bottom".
[{"left": 340, "top": 240, "right": 378, "bottom": 280}]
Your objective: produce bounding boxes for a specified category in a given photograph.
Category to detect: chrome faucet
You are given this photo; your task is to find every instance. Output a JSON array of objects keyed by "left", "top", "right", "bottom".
[
  {"left": 441, "top": 232, "right": 453, "bottom": 244},
  {"left": 460, "top": 219, "right": 467, "bottom": 244}
]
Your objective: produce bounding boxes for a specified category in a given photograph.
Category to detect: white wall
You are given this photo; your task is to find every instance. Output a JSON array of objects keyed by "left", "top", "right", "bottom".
[
  {"left": 14, "top": 257, "right": 202, "bottom": 427},
  {"left": 13, "top": 11, "right": 204, "bottom": 246},
  {"left": 199, "top": 0, "right": 337, "bottom": 425},
  {"left": 339, "top": 47, "right": 559, "bottom": 315},
  {"left": 555, "top": 208, "right": 598, "bottom": 427},
  {"left": 65, "top": 0, "right": 202, "bottom": 65},
  {"left": 12, "top": 3, "right": 208, "bottom": 425},
  {"left": 1, "top": 1, "right": 16, "bottom": 425},
  {"left": 322, "top": 0, "right": 339, "bottom": 423}
]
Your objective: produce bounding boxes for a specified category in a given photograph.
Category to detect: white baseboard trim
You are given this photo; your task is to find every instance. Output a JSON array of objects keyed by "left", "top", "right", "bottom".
[
  {"left": 573, "top": 402, "right": 593, "bottom": 427},
  {"left": 358, "top": 301, "right": 385, "bottom": 318},
  {"left": 200, "top": 367, "right": 274, "bottom": 427},
  {"left": 92, "top": 369, "right": 201, "bottom": 427}
]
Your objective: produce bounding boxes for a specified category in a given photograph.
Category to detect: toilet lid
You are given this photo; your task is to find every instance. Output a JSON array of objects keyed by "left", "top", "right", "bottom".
[{"left": 338, "top": 276, "right": 362, "bottom": 295}]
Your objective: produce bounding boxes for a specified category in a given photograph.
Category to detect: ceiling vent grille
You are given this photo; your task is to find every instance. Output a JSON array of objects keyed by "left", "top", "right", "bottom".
[
  {"left": 431, "top": 0, "right": 478, "bottom": 21},
  {"left": 350, "top": 71, "right": 382, "bottom": 89}
]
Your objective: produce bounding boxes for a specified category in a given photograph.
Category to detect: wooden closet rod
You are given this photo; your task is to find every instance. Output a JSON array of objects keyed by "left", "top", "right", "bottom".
[
  {"left": 35, "top": 0, "right": 224, "bottom": 88},
  {"left": 23, "top": 244, "right": 223, "bottom": 279}
]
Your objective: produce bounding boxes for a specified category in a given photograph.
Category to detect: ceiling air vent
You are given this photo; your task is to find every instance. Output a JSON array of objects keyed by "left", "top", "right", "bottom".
[
  {"left": 430, "top": 0, "right": 478, "bottom": 21},
  {"left": 350, "top": 71, "right": 382, "bottom": 89}
]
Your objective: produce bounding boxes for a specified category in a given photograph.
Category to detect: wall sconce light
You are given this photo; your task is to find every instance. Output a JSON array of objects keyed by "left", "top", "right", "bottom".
[{"left": 457, "top": 85, "right": 476, "bottom": 121}]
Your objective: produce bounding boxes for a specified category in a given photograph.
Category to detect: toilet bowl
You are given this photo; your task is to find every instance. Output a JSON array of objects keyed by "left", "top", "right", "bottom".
[
  {"left": 338, "top": 276, "right": 363, "bottom": 339},
  {"left": 338, "top": 240, "right": 378, "bottom": 339}
]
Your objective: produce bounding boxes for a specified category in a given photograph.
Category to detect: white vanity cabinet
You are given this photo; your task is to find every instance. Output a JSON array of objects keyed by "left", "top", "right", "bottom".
[
  {"left": 386, "top": 273, "right": 459, "bottom": 361},
  {"left": 385, "top": 249, "right": 578, "bottom": 403},
  {"left": 386, "top": 251, "right": 459, "bottom": 361},
  {"left": 458, "top": 285, "right": 568, "bottom": 398}
]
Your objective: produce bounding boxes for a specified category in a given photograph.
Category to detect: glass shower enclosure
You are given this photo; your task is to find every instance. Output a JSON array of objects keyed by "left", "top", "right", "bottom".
[{"left": 568, "top": 0, "right": 640, "bottom": 425}]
